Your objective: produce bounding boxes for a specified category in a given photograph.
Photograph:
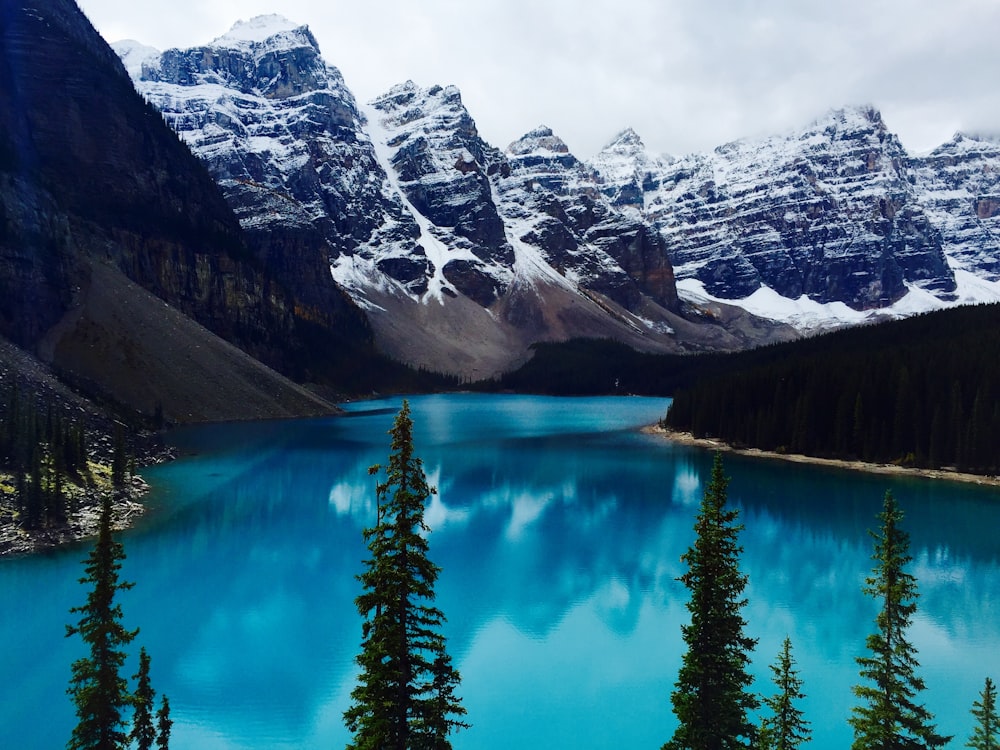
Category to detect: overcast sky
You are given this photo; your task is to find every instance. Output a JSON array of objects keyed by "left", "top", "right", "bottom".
[{"left": 76, "top": 0, "right": 1000, "bottom": 159}]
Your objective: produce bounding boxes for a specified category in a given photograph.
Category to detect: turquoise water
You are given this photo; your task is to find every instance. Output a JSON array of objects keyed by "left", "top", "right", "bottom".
[{"left": 2, "top": 393, "right": 999, "bottom": 748}]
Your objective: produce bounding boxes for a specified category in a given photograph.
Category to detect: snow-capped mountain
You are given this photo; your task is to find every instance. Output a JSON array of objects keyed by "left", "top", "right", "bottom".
[
  {"left": 117, "top": 17, "right": 791, "bottom": 376},
  {"left": 116, "top": 15, "right": 1000, "bottom": 369},
  {"left": 588, "top": 127, "right": 674, "bottom": 214},
  {"left": 911, "top": 132, "right": 1000, "bottom": 283},
  {"left": 585, "top": 109, "right": 1000, "bottom": 329},
  {"left": 498, "top": 125, "right": 677, "bottom": 313}
]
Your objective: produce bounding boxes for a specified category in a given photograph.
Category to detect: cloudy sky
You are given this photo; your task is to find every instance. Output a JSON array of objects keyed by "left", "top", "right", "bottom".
[{"left": 76, "top": 0, "right": 1000, "bottom": 159}]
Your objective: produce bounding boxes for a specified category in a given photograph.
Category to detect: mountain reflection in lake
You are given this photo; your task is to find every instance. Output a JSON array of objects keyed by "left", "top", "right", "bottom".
[{"left": 1, "top": 394, "right": 998, "bottom": 749}]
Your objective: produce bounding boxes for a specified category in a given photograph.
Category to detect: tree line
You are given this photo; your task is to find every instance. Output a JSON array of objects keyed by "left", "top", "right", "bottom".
[
  {"left": 65, "top": 491, "right": 171, "bottom": 749},
  {"left": 1, "top": 378, "right": 135, "bottom": 531},
  {"left": 664, "top": 303, "right": 1000, "bottom": 474},
  {"left": 62, "top": 408, "right": 998, "bottom": 748},
  {"left": 665, "top": 452, "right": 995, "bottom": 750}
]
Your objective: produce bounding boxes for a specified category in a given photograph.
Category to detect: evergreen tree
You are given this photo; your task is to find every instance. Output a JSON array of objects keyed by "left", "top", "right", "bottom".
[
  {"left": 112, "top": 423, "right": 127, "bottom": 490},
  {"left": 344, "top": 401, "right": 468, "bottom": 750},
  {"left": 968, "top": 677, "right": 999, "bottom": 750},
  {"left": 760, "top": 636, "right": 811, "bottom": 750},
  {"left": 155, "top": 696, "right": 172, "bottom": 750},
  {"left": 65, "top": 492, "right": 138, "bottom": 749},
  {"left": 849, "top": 491, "right": 950, "bottom": 750},
  {"left": 130, "top": 647, "right": 156, "bottom": 750},
  {"left": 664, "top": 452, "right": 758, "bottom": 750}
]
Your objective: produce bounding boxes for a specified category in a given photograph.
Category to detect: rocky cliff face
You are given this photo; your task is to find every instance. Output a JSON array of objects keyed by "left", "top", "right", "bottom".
[
  {"left": 121, "top": 20, "right": 775, "bottom": 376},
  {"left": 498, "top": 126, "right": 678, "bottom": 313},
  {"left": 591, "top": 108, "right": 956, "bottom": 311},
  {"left": 0, "top": 0, "right": 370, "bottom": 419},
  {"left": 910, "top": 133, "right": 1000, "bottom": 281},
  {"left": 584, "top": 110, "right": 1000, "bottom": 329},
  {"left": 363, "top": 81, "right": 513, "bottom": 305}
]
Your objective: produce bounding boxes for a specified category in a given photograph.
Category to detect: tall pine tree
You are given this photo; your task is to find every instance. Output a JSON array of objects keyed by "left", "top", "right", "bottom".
[
  {"left": 65, "top": 491, "right": 138, "bottom": 750},
  {"left": 849, "top": 491, "right": 950, "bottom": 750},
  {"left": 968, "top": 677, "right": 999, "bottom": 750},
  {"left": 760, "top": 636, "right": 811, "bottom": 750},
  {"left": 344, "top": 401, "right": 468, "bottom": 750},
  {"left": 155, "top": 697, "right": 172, "bottom": 750},
  {"left": 665, "top": 452, "right": 758, "bottom": 750},
  {"left": 130, "top": 647, "right": 156, "bottom": 750}
]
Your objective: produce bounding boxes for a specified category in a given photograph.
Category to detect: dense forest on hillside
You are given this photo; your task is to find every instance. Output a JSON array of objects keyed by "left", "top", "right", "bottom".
[
  {"left": 664, "top": 303, "right": 1000, "bottom": 474},
  {"left": 486, "top": 339, "right": 717, "bottom": 395}
]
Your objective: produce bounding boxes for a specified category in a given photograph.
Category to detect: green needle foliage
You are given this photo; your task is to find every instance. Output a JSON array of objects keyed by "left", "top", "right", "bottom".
[
  {"left": 130, "top": 648, "right": 156, "bottom": 750},
  {"left": 760, "top": 636, "right": 811, "bottom": 750},
  {"left": 344, "top": 400, "right": 468, "bottom": 750},
  {"left": 665, "top": 452, "right": 758, "bottom": 750},
  {"left": 65, "top": 492, "right": 138, "bottom": 750},
  {"left": 155, "top": 696, "right": 172, "bottom": 750},
  {"left": 968, "top": 677, "right": 999, "bottom": 750},
  {"left": 849, "top": 491, "right": 950, "bottom": 750}
]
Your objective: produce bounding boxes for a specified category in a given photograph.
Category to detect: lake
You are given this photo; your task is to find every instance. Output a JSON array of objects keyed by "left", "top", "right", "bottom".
[{"left": 2, "top": 394, "right": 999, "bottom": 748}]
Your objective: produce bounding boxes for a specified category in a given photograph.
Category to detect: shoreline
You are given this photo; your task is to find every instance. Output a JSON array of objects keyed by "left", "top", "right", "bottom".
[
  {"left": 644, "top": 425, "right": 1000, "bottom": 488},
  {"left": 0, "top": 477, "right": 151, "bottom": 557}
]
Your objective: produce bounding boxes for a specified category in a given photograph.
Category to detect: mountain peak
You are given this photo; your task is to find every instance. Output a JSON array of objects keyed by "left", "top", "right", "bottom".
[
  {"left": 603, "top": 127, "right": 644, "bottom": 151},
  {"left": 812, "top": 105, "right": 887, "bottom": 134},
  {"left": 954, "top": 130, "right": 1000, "bottom": 145},
  {"left": 507, "top": 126, "right": 571, "bottom": 157},
  {"left": 211, "top": 15, "right": 316, "bottom": 51}
]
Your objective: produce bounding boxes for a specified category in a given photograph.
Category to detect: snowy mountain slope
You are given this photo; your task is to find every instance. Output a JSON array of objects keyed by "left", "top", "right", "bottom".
[
  {"left": 587, "top": 128, "right": 674, "bottom": 214},
  {"left": 911, "top": 133, "right": 1000, "bottom": 281},
  {"left": 115, "top": 14, "right": 1000, "bottom": 354},
  {"left": 116, "top": 19, "right": 795, "bottom": 376},
  {"left": 360, "top": 81, "right": 513, "bottom": 306},
  {"left": 587, "top": 108, "right": 1000, "bottom": 329},
  {"left": 646, "top": 108, "right": 951, "bottom": 308},
  {"left": 116, "top": 17, "right": 407, "bottom": 249},
  {"left": 498, "top": 125, "right": 678, "bottom": 314}
]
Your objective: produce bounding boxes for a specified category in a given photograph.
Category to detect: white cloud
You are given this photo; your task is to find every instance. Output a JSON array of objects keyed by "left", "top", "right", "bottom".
[{"left": 78, "top": 0, "right": 1000, "bottom": 158}]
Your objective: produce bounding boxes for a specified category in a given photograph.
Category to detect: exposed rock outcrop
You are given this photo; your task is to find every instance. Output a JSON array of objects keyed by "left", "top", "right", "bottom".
[
  {"left": 0, "top": 1, "right": 357, "bottom": 419},
  {"left": 591, "top": 108, "right": 955, "bottom": 310},
  {"left": 120, "top": 20, "right": 791, "bottom": 377}
]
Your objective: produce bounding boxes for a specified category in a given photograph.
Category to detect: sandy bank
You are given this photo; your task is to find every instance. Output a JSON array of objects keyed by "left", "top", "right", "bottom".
[{"left": 644, "top": 425, "right": 1000, "bottom": 489}]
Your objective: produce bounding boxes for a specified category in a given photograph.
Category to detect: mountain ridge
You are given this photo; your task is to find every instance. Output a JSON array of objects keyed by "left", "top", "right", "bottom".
[
  {"left": 116, "top": 16, "right": 797, "bottom": 377},
  {"left": 115, "top": 14, "right": 1000, "bottom": 349},
  {"left": 0, "top": 0, "right": 397, "bottom": 422}
]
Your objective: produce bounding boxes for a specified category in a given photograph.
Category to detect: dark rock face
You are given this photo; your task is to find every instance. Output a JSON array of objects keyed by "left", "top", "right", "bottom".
[
  {"left": 0, "top": 0, "right": 253, "bottom": 346},
  {"left": 0, "top": 0, "right": 369, "bottom": 395},
  {"left": 635, "top": 108, "right": 955, "bottom": 309},
  {"left": 371, "top": 82, "right": 515, "bottom": 273},
  {"left": 910, "top": 133, "right": 1000, "bottom": 281},
  {"left": 119, "top": 18, "right": 410, "bottom": 331},
  {"left": 500, "top": 127, "right": 679, "bottom": 313}
]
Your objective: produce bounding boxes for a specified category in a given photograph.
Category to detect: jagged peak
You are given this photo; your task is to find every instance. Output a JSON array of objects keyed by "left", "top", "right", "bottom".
[
  {"left": 210, "top": 15, "right": 317, "bottom": 52},
  {"left": 811, "top": 105, "right": 887, "bottom": 134},
  {"left": 953, "top": 130, "right": 1000, "bottom": 145},
  {"left": 507, "top": 126, "right": 571, "bottom": 157},
  {"left": 602, "top": 127, "right": 644, "bottom": 151},
  {"left": 925, "top": 130, "right": 1000, "bottom": 158},
  {"left": 370, "top": 80, "right": 466, "bottom": 117}
]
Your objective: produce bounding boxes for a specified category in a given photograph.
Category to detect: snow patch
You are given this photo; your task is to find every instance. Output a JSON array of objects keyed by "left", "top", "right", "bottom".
[
  {"left": 678, "top": 275, "right": 1000, "bottom": 333},
  {"left": 213, "top": 15, "right": 303, "bottom": 45},
  {"left": 111, "top": 40, "right": 161, "bottom": 80}
]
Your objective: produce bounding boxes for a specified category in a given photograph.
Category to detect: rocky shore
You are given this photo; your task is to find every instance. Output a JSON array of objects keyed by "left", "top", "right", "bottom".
[
  {"left": 645, "top": 425, "right": 1000, "bottom": 488},
  {"left": 0, "top": 478, "right": 149, "bottom": 557}
]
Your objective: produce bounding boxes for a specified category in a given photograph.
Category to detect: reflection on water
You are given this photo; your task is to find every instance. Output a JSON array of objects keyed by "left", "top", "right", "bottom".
[{"left": 1, "top": 394, "right": 998, "bottom": 749}]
